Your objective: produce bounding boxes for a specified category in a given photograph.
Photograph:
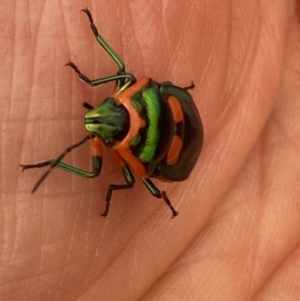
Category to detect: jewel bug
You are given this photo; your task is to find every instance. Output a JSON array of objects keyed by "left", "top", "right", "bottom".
[{"left": 21, "top": 8, "right": 204, "bottom": 218}]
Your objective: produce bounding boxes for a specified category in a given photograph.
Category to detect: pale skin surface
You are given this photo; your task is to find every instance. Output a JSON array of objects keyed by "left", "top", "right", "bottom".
[{"left": 1, "top": 0, "right": 300, "bottom": 300}]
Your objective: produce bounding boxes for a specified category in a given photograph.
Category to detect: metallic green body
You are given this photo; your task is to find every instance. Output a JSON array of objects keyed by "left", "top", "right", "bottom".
[
  {"left": 20, "top": 8, "right": 204, "bottom": 218},
  {"left": 112, "top": 78, "right": 204, "bottom": 181},
  {"left": 128, "top": 79, "right": 174, "bottom": 173}
]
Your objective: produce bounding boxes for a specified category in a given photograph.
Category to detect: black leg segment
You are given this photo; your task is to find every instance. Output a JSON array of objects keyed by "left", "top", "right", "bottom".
[
  {"left": 142, "top": 178, "right": 179, "bottom": 218},
  {"left": 102, "top": 166, "right": 135, "bottom": 216}
]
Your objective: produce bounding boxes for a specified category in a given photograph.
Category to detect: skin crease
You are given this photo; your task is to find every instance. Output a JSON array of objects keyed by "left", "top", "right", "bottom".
[{"left": 1, "top": 0, "right": 300, "bottom": 300}]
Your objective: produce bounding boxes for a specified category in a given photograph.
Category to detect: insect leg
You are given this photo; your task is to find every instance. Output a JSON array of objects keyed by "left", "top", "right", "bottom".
[
  {"left": 20, "top": 135, "right": 102, "bottom": 193},
  {"left": 81, "top": 8, "right": 125, "bottom": 74},
  {"left": 183, "top": 81, "right": 195, "bottom": 90},
  {"left": 65, "top": 61, "right": 136, "bottom": 92},
  {"left": 142, "top": 178, "right": 179, "bottom": 218},
  {"left": 102, "top": 165, "right": 135, "bottom": 216}
]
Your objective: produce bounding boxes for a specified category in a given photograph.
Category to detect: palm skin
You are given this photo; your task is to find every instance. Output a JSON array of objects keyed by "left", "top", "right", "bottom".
[{"left": 1, "top": 1, "right": 300, "bottom": 300}]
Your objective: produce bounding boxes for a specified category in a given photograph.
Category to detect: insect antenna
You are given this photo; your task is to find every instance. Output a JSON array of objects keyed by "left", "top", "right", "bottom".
[{"left": 82, "top": 102, "right": 94, "bottom": 110}]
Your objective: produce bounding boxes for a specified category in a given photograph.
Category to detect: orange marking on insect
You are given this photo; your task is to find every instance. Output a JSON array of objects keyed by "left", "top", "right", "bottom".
[
  {"left": 168, "top": 95, "right": 184, "bottom": 123},
  {"left": 166, "top": 135, "right": 183, "bottom": 165},
  {"left": 166, "top": 95, "right": 184, "bottom": 165},
  {"left": 111, "top": 149, "right": 126, "bottom": 167},
  {"left": 114, "top": 77, "right": 150, "bottom": 177},
  {"left": 91, "top": 136, "right": 102, "bottom": 157}
]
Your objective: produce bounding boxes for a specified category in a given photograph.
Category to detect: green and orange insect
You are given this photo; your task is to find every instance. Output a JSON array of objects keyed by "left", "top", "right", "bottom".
[{"left": 20, "top": 8, "right": 204, "bottom": 218}]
